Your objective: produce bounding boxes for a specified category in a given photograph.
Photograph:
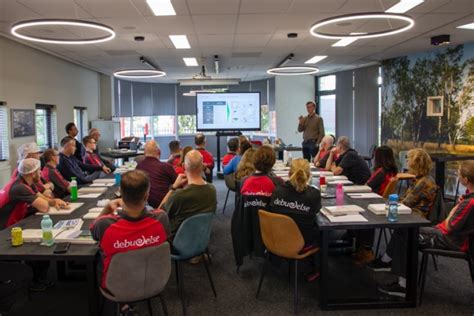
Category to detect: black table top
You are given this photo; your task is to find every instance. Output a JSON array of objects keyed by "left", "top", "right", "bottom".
[
  {"left": 0, "top": 185, "right": 118, "bottom": 260},
  {"left": 101, "top": 150, "right": 143, "bottom": 159},
  {"left": 317, "top": 195, "right": 431, "bottom": 230},
  {"left": 429, "top": 153, "right": 474, "bottom": 162}
]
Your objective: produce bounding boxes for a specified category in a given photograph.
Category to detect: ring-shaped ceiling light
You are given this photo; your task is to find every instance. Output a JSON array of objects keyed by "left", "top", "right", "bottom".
[
  {"left": 11, "top": 19, "right": 115, "bottom": 44},
  {"left": 310, "top": 13, "right": 414, "bottom": 39},
  {"left": 114, "top": 69, "right": 166, "bottom": 79},
  {"left": 267, "top": 66, "right": 319, "bottom": 76}
]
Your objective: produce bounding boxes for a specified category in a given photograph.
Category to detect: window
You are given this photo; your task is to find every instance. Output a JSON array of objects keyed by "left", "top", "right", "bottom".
[
  {"left": 178, "top": 115, "right": 196, "bottom": 135},
  {"left": 153, "top": 116, "right": 175, "bottom": 135},
  {"left": 119, "top": 117, "right": 132, "bottom": 139},
  {"left": 378, "top": 66, "right": 382, "bottom": 145},
  {"left": 74, "top": 107, "right": 87, "bottom": 140},
  {"left": 0, "top": 105, "right": 9, "bottom": 160},
  {"left": 36, "top": 104, "right": 57, "bottom": 149},
  {"left": 132, "top": 116, "right": 152, "bottom": 137},
  {"left": 317, "top": 75, "right": 337, "bottom": 136}
]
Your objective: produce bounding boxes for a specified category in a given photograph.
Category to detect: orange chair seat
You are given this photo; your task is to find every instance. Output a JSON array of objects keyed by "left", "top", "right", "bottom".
[{"left": 396, "top": 172, "right": 416, "bottom": 180}]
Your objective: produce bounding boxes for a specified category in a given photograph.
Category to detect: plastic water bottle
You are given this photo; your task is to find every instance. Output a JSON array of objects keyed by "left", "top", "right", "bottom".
[
  {"left": 283, "top": 150, "right": 289, "bottom": 165},
  {"left": 41, "top": 215, "right": 54, "bottom": 246},
  {"left": 336, "top": 183, "right": 344, "bottom": 205},
  {"left": 387, "top": 194, "right": 399, "bottom": 222},
  {"left": 114, "top": 172, "right": 121, "bottom": 186},
  {"left": 70, "top": 177, "right": 78, "bottom": 201}
]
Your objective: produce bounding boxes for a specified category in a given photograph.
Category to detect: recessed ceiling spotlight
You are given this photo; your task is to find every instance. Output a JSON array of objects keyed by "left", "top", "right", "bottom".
[
  {"left": 113, "top": 69, "right": 166, "bottom": 79},
  {"left": 267, "top": 66, "right": 319, "bottom": 76},
  {"left": 146, "top": 0, "right": 176, "bottom": 16},
  {"left": 169, "top": 35, "right": 191, "bottom": 49},
  {"left": 310, "top": 13, "right": 414, "bottom": 39},
  {"left": 457, "top": 23, "right": 474, "bottom": 30},
  {"left": 305, "top": 55, "right": 327, "bottom": 64},
  {"left": 385, "top": 0, "right": 424, "bottom": 14},
  {"left": 134, "top": 36, "right": 145, "bottom": 41},
  {"left": 287, "top": 33, "right": 298, "bottom": 38},
  {"left": 11, "top": 19, "right": 115, "bottom": 44}
]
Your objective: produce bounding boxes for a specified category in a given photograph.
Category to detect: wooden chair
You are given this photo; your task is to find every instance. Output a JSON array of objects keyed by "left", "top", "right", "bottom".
[
  {"left": 396, "top": 172, "right": 416, "bottom": 195},
  {"left": 256, "top": 210, "right": 319, "bottom": 313}
]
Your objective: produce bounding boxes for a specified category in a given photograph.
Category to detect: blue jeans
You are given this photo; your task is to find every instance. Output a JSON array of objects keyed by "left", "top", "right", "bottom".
[{"left": 302, "top": 141, "right": 317, "bottom": 162}]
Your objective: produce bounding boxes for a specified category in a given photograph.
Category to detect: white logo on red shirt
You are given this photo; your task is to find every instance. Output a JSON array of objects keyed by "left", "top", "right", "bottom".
[{"left": 113, "top": 234, "right": 161, "bottom": 249}]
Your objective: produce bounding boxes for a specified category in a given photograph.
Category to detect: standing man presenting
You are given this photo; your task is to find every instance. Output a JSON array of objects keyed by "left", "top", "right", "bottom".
[{"left": 298, "top": 101, "right": 325, "bottom": 162}]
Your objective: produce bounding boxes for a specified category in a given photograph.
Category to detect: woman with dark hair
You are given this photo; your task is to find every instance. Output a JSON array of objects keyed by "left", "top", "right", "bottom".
[
  {"left": 366, "top": 146, "right": 398, "bottom": 195},
  {"left": 174, "top": 146, "right": 193, "bottom": 175}
]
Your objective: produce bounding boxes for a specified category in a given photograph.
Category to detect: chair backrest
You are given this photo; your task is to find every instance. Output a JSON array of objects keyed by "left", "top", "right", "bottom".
[
  {"left": 398, "top": 150, "right": 409, "bottom": 171},
  {"left": 224, "top": 173, "right": 237, "bottom": 192},
  {"left": 427, "top": 187, "right": 448, "bottom": 225},
  {"left": 105, "top": 242, "right": 171, "bottom": 303},
  {"left": 382, "top": 178, "right": 399, "bottom": 199},
  {"left": 172, "top": 212, "right": 214, "bottom": 260},
  {"left": 258, "top": 209, "right": 305, "bottom": 259}
]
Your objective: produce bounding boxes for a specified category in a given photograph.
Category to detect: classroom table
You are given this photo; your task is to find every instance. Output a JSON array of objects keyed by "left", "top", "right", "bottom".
[
  {"left": 0, "top": 183, "right": 118, "bottom": 316},
  {"left": 429, "top": 153, "right": 474, "bottom": 194},
  {"left": 317, "top": 195, "right": 430, "bottom": 310},
  {"left": 101, "top": 149, "right": 143, "bottom": 162},
  {"left": 274, "top": 146, "right": 303, "bottom": 160}
]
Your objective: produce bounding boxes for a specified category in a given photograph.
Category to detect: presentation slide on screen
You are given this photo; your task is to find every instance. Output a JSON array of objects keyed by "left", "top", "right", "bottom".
[{"left": 196, "top": 92, "right": 261, "bottom": 130}]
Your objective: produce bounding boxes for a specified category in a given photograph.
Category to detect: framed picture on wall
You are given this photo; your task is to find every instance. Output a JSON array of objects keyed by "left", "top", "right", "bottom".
[
  {"left": 427, "top": 96, "right": 444, "bottom": 117},
  {"left": 11, "top": 109, "right": 35, "bottom": 138}
]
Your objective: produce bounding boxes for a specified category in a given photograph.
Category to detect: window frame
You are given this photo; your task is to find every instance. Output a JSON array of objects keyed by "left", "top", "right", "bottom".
[
  {"left": 316, "top": 75, "right": 337, "bottom": 136},
  {"left": 74, "top": 107, "right": 87, "bottom": 140},
  {"left": 35, "top": 104, "right": 56, "bottom": 150}
]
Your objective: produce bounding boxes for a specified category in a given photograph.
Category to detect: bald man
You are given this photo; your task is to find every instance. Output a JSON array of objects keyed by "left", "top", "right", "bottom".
[
  {"left": 160, "top": 150, "right": 217, "bottom": 234},
  {"left": 136, "top": 140, "right": 177, "bottom": 208}
]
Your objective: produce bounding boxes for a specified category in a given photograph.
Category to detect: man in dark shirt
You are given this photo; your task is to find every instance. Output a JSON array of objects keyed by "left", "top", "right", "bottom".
[
  {"left": 57, "top": 136, "right": 105, "bottom": 184},
  {"left": 167, "top": 140, "right": 181, "bottom": 167},
  {"left": 41, "top": 149, "right": 70, "bottom": 198},
  {"left": 90, "top": 170, "right": 170, "bottom": 290},
  {"left": 160, "top": 150, "right": 217, "bottom": 234},
  {"left": 88, "top": 128, "right": 116, "bottom": 172},
  {"left": 136, "top": 140, "right": 178, "bottom": 208},
  {"left": 65, "top": 122, "right": 85, "bottom": 162},
  {"left": 326, "top": 136, "right": 371, "bottom": 185}
]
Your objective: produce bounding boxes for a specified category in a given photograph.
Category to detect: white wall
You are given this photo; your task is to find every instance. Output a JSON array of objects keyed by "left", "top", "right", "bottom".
[
  {"left": 0, "top": 36, "right": 101, "bottom": 174},
  {"left": 275, "top": 75, "right": 315, "bottom": 158}
]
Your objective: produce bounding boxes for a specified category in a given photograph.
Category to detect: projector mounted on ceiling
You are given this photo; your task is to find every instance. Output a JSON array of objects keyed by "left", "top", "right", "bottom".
[{"left": 179, "top": 63, "right": 239, "bottom": 86}]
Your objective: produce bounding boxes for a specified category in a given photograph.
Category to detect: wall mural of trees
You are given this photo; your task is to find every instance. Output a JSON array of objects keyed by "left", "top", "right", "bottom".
[{"left": 382, "top": 43, "right": 474, "bottom": 153}]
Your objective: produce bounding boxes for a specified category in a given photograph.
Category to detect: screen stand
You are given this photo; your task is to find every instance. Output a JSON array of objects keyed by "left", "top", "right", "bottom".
[{"left": 215, "top": 131, "right": 242, "bottom": 178}]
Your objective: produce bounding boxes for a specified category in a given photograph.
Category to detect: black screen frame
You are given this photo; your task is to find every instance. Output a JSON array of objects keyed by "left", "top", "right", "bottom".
[{"left": 195, "top": 91, "right": 262, "bottom": 132}]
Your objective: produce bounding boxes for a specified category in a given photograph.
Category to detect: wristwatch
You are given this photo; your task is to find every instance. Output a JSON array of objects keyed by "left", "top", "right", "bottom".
[{"left": 169, "top": 184, "right": 177, "bottom": 191}]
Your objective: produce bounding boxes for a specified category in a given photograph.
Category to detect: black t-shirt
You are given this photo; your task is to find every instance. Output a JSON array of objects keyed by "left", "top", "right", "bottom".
[
  {"left": 335, "top": 149, "right": 371, "bottom": 185},
  {"left": 268, "top": 181, "right": 321, "bottom": 244}
]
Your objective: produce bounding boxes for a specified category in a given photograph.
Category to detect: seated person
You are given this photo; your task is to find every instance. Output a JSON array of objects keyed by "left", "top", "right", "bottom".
[
  {"left": 160, "top": 150, "right": 217, "bottom": 235},
  {"left": 222, "top": 138, "right": 239, "bottom": 167},
  {"left": 223, "top": 140, "right": 252, "bottom": 175},
  {"left": 82, "top": 136, "right": 111, "bottom": 173},
  {"left": 0, "top": 158, "right": 68, "bottom": 228},
  {"left": 14, "top": 143, "right": 54, "bottom": 197},
  {"left": 368, "top": 148, "right": 437, "bottom": 298},
  {"left": 167, "top": 140, "right": 181, "bottom": 167},
  {"left": 195, "top": 133, "right": 215, "bottom": 182},
  {"left": 90, "top": 170, "right": 170, "bottom": 290},
  {"left": 41, "top": 149, "right": 71, "bottom": 198},
  {"left": 366, "top": 146, "right": 398, "bottom": 195},
  {"left": 235, "top": 148, "right": 256, "bottom": 180},
  {"left": 57, "top": 136, "right": 104, "bottom": 184},
  {"left": 174, "top": 146, "right": 193, "bottom": 175},
  {"left": 313, "top": 135, "right": 334, "bottom": 168},
  {"left": 88, "top": 128, "right": 116, "bottom": 172},
  {"left": 136, "top": 140, "right": 177, "bottom": 208},
  {"left": 325, "top": 136, "right": 371, "bottom": 185}
]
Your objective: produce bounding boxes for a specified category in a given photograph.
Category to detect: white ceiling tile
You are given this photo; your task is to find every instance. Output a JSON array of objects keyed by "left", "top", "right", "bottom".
[
  {"left": 233, "top": 34, "right": 272, "bottom": 47},
  {"left": 193, "top": 15, "right": 238, "bottom": 34},
  {"left": 0, "top": 0, "right": 41, "bottom": 22},
  {"left": 16, "top": 0, "right": 93, "bottom": 19},
  {"left": 146, "top": 16, "right": 196, "bottom": 35},
  {"left": 236, "top": 14, "right": 284, "bottom": 33},
  {"left": 288, "top": 0, "right": 348, "bottom": 13},
  {"left": 75, "top": 0, "right": 143, "bottom": 18},
  {"left": 197, "top": 35, "right": 234, "bottom": 48},
  {"left": 187, "top": 0, "right": 240, "bottom": 15},
  {"left": 240, "top": 0, "right": 293, "bottom": 14}
]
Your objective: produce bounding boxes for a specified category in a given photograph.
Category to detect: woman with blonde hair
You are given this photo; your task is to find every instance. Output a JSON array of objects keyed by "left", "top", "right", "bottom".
[{"left": 235, "top": 148, "right": 256, "bottom": 180}]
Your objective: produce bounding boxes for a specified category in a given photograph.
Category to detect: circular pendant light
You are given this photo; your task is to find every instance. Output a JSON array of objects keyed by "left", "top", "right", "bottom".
[
  {"left": 310, "top": 13, "right": 414, "bottom": 39},
  {"left": 11, "top": 19, "right": 115, "bottom": 44},
  {"left": 113, "top": 69, "right": 166, "bottom": 79},
  {"left": 267, "top": 66, "right": 319, "bottom": 76}
]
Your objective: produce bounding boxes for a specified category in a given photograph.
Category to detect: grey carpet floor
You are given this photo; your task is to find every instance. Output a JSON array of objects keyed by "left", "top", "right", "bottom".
[{"left": 7, "top": 179, "right": 474, "bottom": 315}]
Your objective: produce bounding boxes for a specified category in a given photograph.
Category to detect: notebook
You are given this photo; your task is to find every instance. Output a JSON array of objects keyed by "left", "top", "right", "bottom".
[
  {"left": 323, "top": 205, "right": 365, "bottom": 215},
  {"left": 321, "top": 208, "right": 368, "bottom": 223},
  {"left": 78, "top": 187, "right": 107, "bottom": 194},
  {"left": 36, "top": 203, "right": 83, "bottom": 215},
  {"left": 82, "top": 207, "right": 104, "bottom": 219},
  {"left": 311, "top": 171, "right": 334, "bottom": 177},
  {"left": 78, "top": 193, "right": 103, "bottom": 199},
  {"left": 325, "top": 175, "right": 348, "bottom": 181},
  {"left": 327, "top": 179, "right": 353, "bottom": 185},
  {"left": 343, "top": 185, "right": 373, "bottom": 193},
  {"left": 347, "top": 193, "right": 383, "bottom": 199},
  {"left": 89, "top": 182, "right": 115, "bottom": 187},
  {"left": 93, "top": 179, "right": 115, "bottom": 184},
  {"left": 368, "top": 203, "right": 412, "bottom": 215}
]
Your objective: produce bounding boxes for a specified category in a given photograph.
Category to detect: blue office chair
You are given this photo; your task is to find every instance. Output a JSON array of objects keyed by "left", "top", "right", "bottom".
[{"left": 171, "top": 212, "right": 216, "bottom": 316}]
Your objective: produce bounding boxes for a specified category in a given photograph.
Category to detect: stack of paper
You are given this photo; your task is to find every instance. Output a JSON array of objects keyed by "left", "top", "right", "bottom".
[
  {"left": 78, "top": 187, "right": 107, "bottom": 194},
  {"left": 36, "top": 202, "right": 83, "bottom": 215},
  {"left": 79, "top": 192, "right": 104, "bottom": 199},
  {"left": 347, "top": 193, "right": 383, "bottom": 199},
  {"left": 93, "top": 179, "right": 115, "bottom": 185},
  {"left": 321, "top": 208, "right": 368, "bottom": 223},
  {"left": 343, "top": 185, "right": 372, "bottom": 193},
  {"left": 327, "top": 179, "right": 353, "bottom": 185},
  {"left": 55, "top": 229, "right": 96, "bottom": 244},
  {"left": 311, "top": 171, "right": 334, "bottom": 177},
  {"left": 323, "top": 205, "right": 365, "bottom": 215},
  {"left": 325, "top": 175, "right": 348, "bottom": 181},
  {"left": 368, "top": 203, "right": 412, "bottom": 215},
  {"left": 89, "top": 182, "right": 114, "bottom": 187},
  {"left": 82, "top": 207, "right": 103, "bottom": 219}
]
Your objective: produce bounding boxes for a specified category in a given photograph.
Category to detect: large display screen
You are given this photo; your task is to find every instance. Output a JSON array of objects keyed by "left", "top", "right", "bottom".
[{"left": 196, "top": 92, "right": 261, "bottom": 131}]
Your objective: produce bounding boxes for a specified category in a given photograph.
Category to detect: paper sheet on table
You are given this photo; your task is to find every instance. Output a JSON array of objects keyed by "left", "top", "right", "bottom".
[
  {"left": 36, "top": 202, "right": 83, "bottom": 215},
  {"left": 368, "top": 203, "right": 412, "bottom": 215},
  {"left": 321, "top": 209, "right": 368, "bottom": 223},
  {"left": 311, "top": 171, "right": 334, "bottom": 177},
  {"left": 79, "top": 193, "right": 103, "bottom": 199},
  {"left": 325, "top": 175, "right": 348, "bottom": 181},
  {"left": 323, "top": 205, "right": 365, "bottom": 215},
  {"left": 82, "top": 207, "right": 103, "bottom": 219},
  {"left": 343, "top": 185, "right": 372, "bottom": 193},
  {"left": 93, "top": 179, "right": 115, "bottom": 184},
  {"left": 327, "top": 179, "right": 353, "bottom": 185},
  {"left": 347, "top": 193, "right": 383, "bottom": 199},
  {"left": 89, "top": 182, "right": 115, "bottom": 187},
  {"left": 78, "top": 187, "right": 107, "bottom": 194}
]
